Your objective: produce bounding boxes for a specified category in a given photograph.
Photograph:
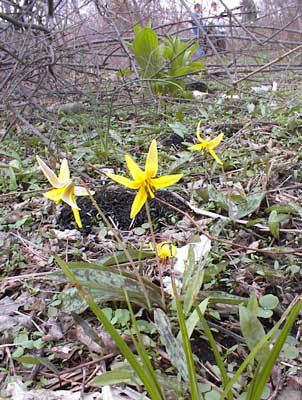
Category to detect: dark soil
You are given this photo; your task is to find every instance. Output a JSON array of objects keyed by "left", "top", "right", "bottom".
[{"left": 57, "top": 189, "right": 189, "bottom": 233}]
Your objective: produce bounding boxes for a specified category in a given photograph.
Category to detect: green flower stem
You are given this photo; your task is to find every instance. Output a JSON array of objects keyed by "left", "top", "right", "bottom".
[
  {"left": 145, "top": 200, "right": 166, "bottom": 310},
  {"left": 81, "top": 183, "right": 151, "bottom": 310}
]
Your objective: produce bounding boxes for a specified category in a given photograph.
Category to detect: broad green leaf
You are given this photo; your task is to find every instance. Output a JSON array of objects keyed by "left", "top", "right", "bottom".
[
  {"left": 259, "top": 294, "right": 279, "bottom": 310},
  {"left": 54, "top": 259, "right": 162, "bottom": 311},
  {"left": 228, "top": 192, "right": 265, "bottom": 219},
  {"left": 154, "top": 308, "right": 188, "bottom": 381},
  {"left": 9, "top": 166, "right": 17, "bottom": 191},
  {"left": 17, "top": 356, "right": 59, "bottom": 375},
  {"left": 98, "top": 249, "right": 153, "bottom": 266},
  {"left": 268, "top": 210, "right": 279, "bottom": 239},
  {"left": 257, "top": 309, "right": 273, "bottom": 319},
  {"left": 92, "top": 369, "right": 138, "bottom": 386},
  {"left": 168, "top": 122, "right": 188, "bottom": 139},
  {"left": 131, "top": 27, "right": 163, "bottom": 77},
  {"left": 239, "top": 293, "right": 269, "bottom": 363}
]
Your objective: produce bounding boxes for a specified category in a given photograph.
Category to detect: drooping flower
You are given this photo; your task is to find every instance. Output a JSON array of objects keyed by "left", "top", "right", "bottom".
[
  {"left": 150, "top": 242, "right": 177, "bottom": 261},
  {"left": 188, "top": 120, "right": 223, "bottom": 165},
  {"left": 36, "top": 156, "right": 90, "bottom": 228},
  {"left": 106, "top": 140, "right": 183, "bottom": 218}
]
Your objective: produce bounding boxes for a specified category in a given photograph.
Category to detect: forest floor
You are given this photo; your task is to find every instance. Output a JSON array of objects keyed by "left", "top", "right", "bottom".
[{"left": 1, "top": 68, "right": 302, "bottom": 400}]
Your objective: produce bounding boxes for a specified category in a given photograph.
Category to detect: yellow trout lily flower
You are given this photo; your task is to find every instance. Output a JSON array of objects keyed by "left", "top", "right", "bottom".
[
  {"left": 188, "top": 120, "right": 223, "bottom": 165},
  {"left": 150, "top": 242, "right": 177, "bottom": 261},
  {"left": 36, "top": 156, "right": 90, "bottom": 228},
  {"left": 106, "top": 140, "right": 183, "bottom": 218}
]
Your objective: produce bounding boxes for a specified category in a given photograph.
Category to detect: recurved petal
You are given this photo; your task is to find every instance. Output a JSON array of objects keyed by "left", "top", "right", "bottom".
[
  {"left": 188, "top": 143, "right": 204, "bottom": 151},
  {"left": 72, "top": 207, "right": 82, "bottom": 228},
  {"left": 151, "top": 174, "right": 183, "bottom": 189},
  {"left": 61, "top": 184, "right": 79, "bottom": 209},
  {"left": 208, "top": 132, "right": 223, "bottom": 149},
  {"left": 130, "top": 186, "right": 148, "bottom": 219},
  {"left": 145, "top": 139, "right": 158, "bottom": 178},
  {"left": 43, "top": 188, "right": 64, "bottom": 203},
  {"left": 74, "top": 186, "right": 91, "bottom": 196},
  {"left": 58, "top": 158, "right": 70, "bottom": 182},
  {"left": 37, "top": 156, "right": 64, "bottom": 188},
  {"left": 106, "top": 173, "right": 139, "bottom": 189},
  {"left": 209, "top": 148, "right": 223, "bottom": 165},
  {"left": 196, "top": 120, "right": 203, "bottom": 142},
  {"left": 125, "top": 155, "right": 145, "bottom": 182}
]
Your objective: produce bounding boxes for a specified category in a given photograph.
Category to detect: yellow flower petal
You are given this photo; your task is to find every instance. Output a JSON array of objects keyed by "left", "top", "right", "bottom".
[
  {"left": 58, "top": 158, "right": 70, "bottom": 182},
  {"left": 188, "top": 143, "right": 204, "bottom": 151},
  {"left": 130, "top": 186, "right": 148, "bottom": 218},
  {"left": 37, "top": 156, "right": 65, "bottom": 188},
  {"left": 157, "top": 242, "right": 177, "bottom": 259},
  {"left": 151, "top": 174, "right": 183, "bottom": 190},
  {"left": 44, "top": 188, "right": 64, "bottom": 204},
  {"left": 125, "top": 155, "right": 145, "bottom": 182},
  {"left": 145, "top": 139, "right": 158, "bottom": 178},
  {"left": 106, "top": 173, "right": 139, "bottom": 189},
  {"left": 61, "top": 183, "right": 79, "bottom": 209},
  {"left": 72, "top": 207, "right": 82, "bottom": 228},
  {"left": 208, "top": 132, "right": 223, "bottom": 149},
  {"left": 155, "top": 242, "right": 176, "bottom": 260},
  {"left": 209, "top": 148, "right": 223, "bottom": 165}
]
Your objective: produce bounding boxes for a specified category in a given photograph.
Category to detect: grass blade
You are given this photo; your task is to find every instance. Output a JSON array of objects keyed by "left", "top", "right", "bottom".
[
  {"left": 196, "top": 306, "right": 233, "bottom": 400},
  {"left": 173, "top": 279, "right": 200, "bottom": 399}
]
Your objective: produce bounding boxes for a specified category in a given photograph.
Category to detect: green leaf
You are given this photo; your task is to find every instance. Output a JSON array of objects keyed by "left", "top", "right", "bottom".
[
  {"left": 239, "top": 293, "right": 269, "bottom": 363},
  {"left": 257, "top": 309, "right": 273, "bottom": 319},
  {"left": 54, "top": 259, "right": 162, "bottom": 311},
  {"left": 228, "top": 192, "right": 265, "bottom": 219},
  {"left": 131, "top": 27, "right": 163, "bottom": 77},
  {"left": 113, "top": 309, "right": 130, "bottom": 327},
  {"left": 268, "top": 210, "right": 280, "bottom": 239},
  {"left": 98, "top": 249, "right": 153, "bottom": 266},
  {"left": 247, "top": 298, "right": 302, "bottom": 400},
  {"left": 92, "top": 369, "right": 138, "bottom": 386},
  {"left": 259, "top": 295, "right": 279, "bottom": 310},
  {"left": 17, "top": 356, "right": 59, "bottom": 375},
  {"left": 178, "top": 298, "right": 209, "bottom": 341},
  {"left": 154, "top": 308, "right": 188, "bottom": 381},
  {"left": 182, "top": 237, "right": 211, "bottom": 316},
  {"left": 223, "top": 298, "right": 302, "bottom": 399},
  {"left": 134, "top": 227, "right": 145, "bottom": 235},
  {"left": 9, "top": 166, "right": 17, "bottom": 191},
  {"left": 168, "top": 122, "right": 188, "bottom": 139},
  {"left": 59, "top": 260, "right": 165, "bottom": 399}
]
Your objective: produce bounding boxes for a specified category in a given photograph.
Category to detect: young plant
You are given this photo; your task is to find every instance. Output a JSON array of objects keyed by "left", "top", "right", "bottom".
[{"left": 127, "top": 24, "right": 205, "bottom": 95}]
